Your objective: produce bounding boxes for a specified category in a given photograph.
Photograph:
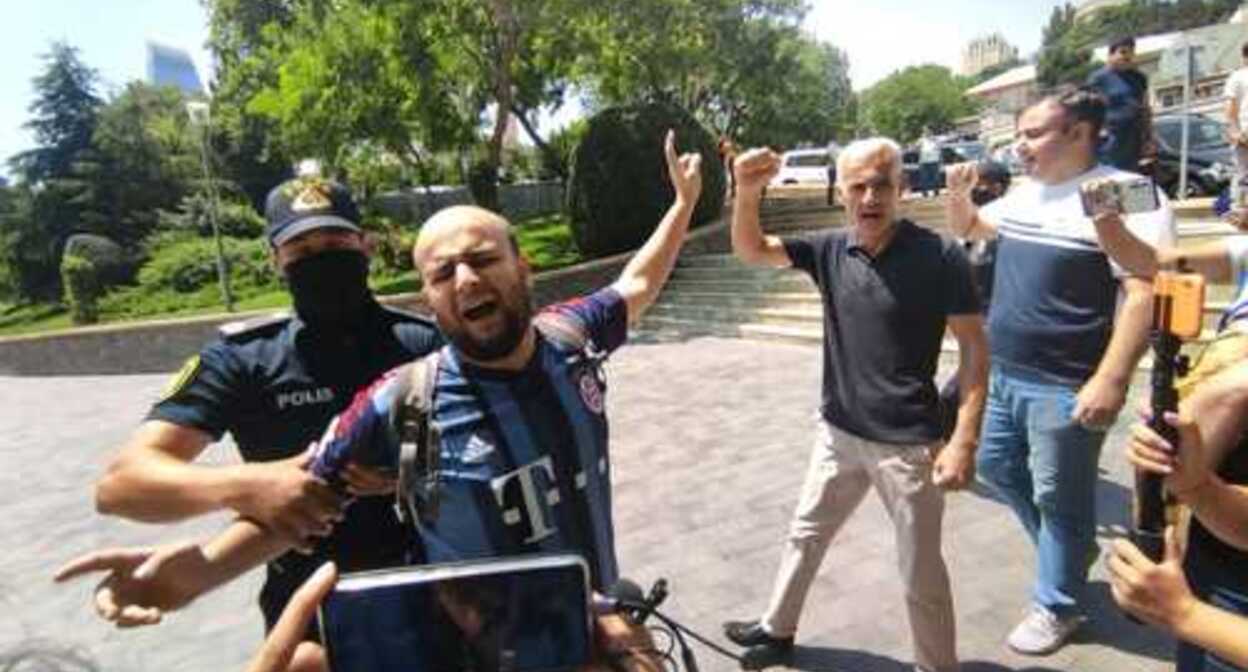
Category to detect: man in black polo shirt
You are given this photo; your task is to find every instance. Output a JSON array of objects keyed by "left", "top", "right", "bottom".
[{"left": 721, "top": 138, "right": 988, "bottom": 671}]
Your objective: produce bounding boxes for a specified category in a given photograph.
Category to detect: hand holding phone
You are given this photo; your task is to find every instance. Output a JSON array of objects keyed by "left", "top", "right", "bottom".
[{"left": 1081, "top": 176, "right": 1160, "bottom": 217}]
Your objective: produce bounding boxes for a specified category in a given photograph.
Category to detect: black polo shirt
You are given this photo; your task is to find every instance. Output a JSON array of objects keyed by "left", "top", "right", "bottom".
[
  {"left": 783, "top": 220, "right": 979, "bottom": 444},
  {"left": 148, "top": 300, "right": 442, "bottom": 630}
]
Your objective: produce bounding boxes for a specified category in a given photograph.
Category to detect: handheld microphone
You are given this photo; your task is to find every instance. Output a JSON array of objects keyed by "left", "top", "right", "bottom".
[{"left": 604, "top": 578, "right": 662, "bottom": 624}]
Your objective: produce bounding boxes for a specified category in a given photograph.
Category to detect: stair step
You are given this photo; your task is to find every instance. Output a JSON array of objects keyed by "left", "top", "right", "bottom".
[
  {"left": 670, "top": 265, "right": 793, "bottom": 281},
  {"left": 657, "top": 291, "right": 821, "bottom": 309},
  {"left": 647, "top": 303, "right": 822, "bottom": 325},
  {"left": 664, "top": 277, "right": 816, "bottom": 293},
  {"left": 675, "top": 254, "right": 745, "bottom": 268}
]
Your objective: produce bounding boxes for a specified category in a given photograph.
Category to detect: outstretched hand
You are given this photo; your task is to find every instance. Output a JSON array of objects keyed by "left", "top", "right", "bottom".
[
  {"left": 945, "top": 162, "right": 978, "bottom": 199},
  {"left": 664, "top": 129, "right": 703, "bottom": 206},
  {"left": 53, "top": 541, "right": 210, "bottom": 628}
]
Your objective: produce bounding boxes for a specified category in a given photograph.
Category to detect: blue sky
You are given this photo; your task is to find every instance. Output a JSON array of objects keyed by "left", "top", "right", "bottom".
[{"left": 2, "top": 0, "right": 1069, "bottom": 176}]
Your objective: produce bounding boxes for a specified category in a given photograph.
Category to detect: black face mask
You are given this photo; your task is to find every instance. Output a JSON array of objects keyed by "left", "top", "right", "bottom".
[
  {"left": 285, "top": 249, "right": 372, "bottom": 331},
  {"left": 971, "top": 187, "right": 998, "bottom": 206}
]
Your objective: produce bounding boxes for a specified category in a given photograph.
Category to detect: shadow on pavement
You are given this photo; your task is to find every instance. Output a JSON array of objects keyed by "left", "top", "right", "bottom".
[
  {"left": 784, "top": 647, "right": 1068, "bottom": 672},
  {"left": 1082, "top": 580, "right": 1175, "bottom": 663}
]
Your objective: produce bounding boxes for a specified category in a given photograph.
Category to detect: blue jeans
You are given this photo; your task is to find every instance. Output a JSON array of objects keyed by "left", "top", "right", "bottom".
[{"left": 976, "top": 364, "right": 1106, "bottom": 616}]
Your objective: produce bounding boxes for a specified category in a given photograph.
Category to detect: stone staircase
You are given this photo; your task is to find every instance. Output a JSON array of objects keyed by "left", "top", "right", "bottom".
[{"left": 639, "top": 193, "right": 1239, "bottom": 350}]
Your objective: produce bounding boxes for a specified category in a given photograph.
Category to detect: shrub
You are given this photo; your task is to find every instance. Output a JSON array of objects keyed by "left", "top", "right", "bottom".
[
  {"left": 156, "top": 193, "right": 266, "bottom": 239},
  {"left": 96, "top": 234, "right": 280, "bottom": 318},
  {"left": 567, "top": 102, "right": 725, "bottom": 258},
  {"left": 135, "top": 235, "right": 276, "bottom": 295},
  {"left": 62, "top": 233, "right": 133, "bottom": 287},
  {"left": 61, "top": 253, "right": 100, "bottom": 324}
]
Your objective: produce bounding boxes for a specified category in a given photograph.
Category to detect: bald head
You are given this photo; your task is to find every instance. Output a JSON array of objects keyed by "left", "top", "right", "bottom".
[{"left": 414, "top": 205, "right": 515, "bottom": 267}]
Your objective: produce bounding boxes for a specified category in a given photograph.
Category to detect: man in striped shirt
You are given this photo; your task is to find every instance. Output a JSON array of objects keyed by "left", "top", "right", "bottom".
[{"left": 947, "top": 87, "right": 1176, "bottom": 656}]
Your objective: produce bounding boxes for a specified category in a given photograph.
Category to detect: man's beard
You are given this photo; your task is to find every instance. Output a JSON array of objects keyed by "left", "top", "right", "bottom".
[{"left": 445, "top": 285, "right": 534, "bottom": 362}]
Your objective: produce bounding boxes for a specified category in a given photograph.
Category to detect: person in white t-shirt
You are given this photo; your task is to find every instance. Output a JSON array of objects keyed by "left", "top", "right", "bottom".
[
  {"left": 918, "top": 129, "right": 941, "bottom": 198},
  {"left": 1224, "top": 43, "right": 1248, "bottom": 203},
  {"left": 946, "top": 86, "right": 1176, "bottom": 656}
]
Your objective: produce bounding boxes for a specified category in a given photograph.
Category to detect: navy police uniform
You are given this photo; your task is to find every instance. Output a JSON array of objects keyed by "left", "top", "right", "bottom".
[{"left": 150, "top": 299, "right": 442, "bottom": 630}]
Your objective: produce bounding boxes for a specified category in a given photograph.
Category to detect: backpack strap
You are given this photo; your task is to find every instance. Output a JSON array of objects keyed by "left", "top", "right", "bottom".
[{"left": 395, "top": 350, "right": 442, "bottom": 526}]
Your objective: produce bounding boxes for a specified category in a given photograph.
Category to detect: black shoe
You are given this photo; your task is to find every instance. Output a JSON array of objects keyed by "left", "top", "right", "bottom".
[{"left": 722, "top": 619, "right": 794, "bottom": 650}]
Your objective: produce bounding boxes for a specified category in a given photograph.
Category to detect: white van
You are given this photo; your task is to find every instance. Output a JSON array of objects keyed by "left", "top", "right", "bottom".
[{"left": 770, "top": 148, "right": 833, "bottom": 185}]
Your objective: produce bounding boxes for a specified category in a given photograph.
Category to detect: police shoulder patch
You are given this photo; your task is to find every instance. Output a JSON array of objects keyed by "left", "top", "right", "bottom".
[
  {"left": 217, "top": 311, "right": 291, "bottom": 341},
  {"left": 161, "top": 355, "right": 201, "bottom": 401}
]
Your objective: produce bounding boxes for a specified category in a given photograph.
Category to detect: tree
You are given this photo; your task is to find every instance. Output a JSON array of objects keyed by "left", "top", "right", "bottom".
[
  {"left": 246, "top": 1, "right": 477, "bottom": 188},
  {"left": 85, "top": 83, "right": 202, "bottom": 246},
  {"left": 3, "top": 42, "right": 103, "bottom": 302},
  {"left": 427, "top": 0, "right": 586, "bottom": 207},
  {"left": 216, "top": 0, "right": 588, "bottom": 211},
  {"left": 203, "top": 0, "right": 304, "bottom": 209},
  {"left": 9, "top": 43, "right": 101, "bottom": 184},
  {"left": 575, "top": 0, "right": 851, "bottom": 145},
  {"left": 860, "top": 65, "right": 978, "bottom": 143}
]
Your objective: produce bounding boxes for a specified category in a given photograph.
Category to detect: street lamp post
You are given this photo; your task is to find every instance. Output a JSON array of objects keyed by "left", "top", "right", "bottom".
[{"left": 186, "top": 100, "right": 234, "bottom": 312}]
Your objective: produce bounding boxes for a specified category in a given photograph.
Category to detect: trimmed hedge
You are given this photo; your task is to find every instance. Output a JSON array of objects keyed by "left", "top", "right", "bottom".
[
  {"left": 61, "top": 253, "right": 101, "bottom": 324},
  {"left": 567, "top": 102, "right": 725, "bottom": 258}
]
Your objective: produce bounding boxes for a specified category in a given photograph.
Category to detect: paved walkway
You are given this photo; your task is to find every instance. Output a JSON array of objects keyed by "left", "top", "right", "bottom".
[{"left": 2, "top": 336, "right": 1175, "bottom": 671}]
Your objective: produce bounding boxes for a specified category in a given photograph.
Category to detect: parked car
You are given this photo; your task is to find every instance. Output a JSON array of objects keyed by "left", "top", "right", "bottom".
[
  {"left": 770, "top": 148, "right": 833, "bottom": 185},
  {"left": 902, "top": 141, "right": 987, "bottom": 192},
  {"left": 1151, "top": 113, "right": 1234, "bottom": 198}
]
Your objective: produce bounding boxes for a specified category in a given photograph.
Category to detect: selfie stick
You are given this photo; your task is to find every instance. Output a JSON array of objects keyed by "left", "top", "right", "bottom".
[{"left": 1133, "top": 274, "right": 1190, "bottom": 564}]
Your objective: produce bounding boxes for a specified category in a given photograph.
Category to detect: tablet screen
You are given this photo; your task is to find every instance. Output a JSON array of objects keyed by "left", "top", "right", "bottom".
[{"left": 321, "top": 554, "right": 591, "bottom": 672}]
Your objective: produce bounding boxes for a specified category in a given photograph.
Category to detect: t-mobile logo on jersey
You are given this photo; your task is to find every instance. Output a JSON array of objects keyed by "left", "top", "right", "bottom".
[{"left": 491, "top": 456, "right": 559, "bottom": 544}]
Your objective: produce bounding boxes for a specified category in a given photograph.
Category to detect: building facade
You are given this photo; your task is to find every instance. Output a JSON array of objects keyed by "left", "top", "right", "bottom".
[{"left": 960, "top": 33, "right": 1020, "bottom": 78}]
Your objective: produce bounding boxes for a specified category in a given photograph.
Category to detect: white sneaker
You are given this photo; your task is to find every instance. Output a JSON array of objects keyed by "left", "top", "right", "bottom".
[{"left": 1006, "top": 605, "right": 1085, "bottom": 655}]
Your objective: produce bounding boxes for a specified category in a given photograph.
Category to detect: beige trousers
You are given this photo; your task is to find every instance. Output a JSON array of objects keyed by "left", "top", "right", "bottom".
[{"left": 760, "top": 420, "right": 958, "bottom": 672}]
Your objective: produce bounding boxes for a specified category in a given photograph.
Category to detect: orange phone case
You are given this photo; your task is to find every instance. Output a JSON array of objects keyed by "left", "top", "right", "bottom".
[{"left": 1154, "top": 271, "right": 1205, "bottom": 340}]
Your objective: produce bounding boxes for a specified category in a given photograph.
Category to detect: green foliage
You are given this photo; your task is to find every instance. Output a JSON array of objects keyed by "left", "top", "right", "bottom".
[
  {"left": 157, "top": 193, "right": 265, "bottom": 240},
  {"left": 542, "top": 120, "right": 588, "bottom": 180},
  {"left": 62, "top": 233, "right": 132, "bottom": 288},
  {"left": 60, "top": 253, "right": 100, "bottom": 324},
  {"left": 514, "top": 213, "right": 581, "bottom": 270},
  {"left": 99, "top": 234, "right": 278, "bottom": 317},
  {"left": 575, "top": 0, "right": 852, "bottom": 145},
  {"left": 861, "top": 65, "right": 979, "bottom": 142},
  {"left": 84, "top": 82, "right": 203, "bottom": 246},
  {"left": 568, "top": 102, "right": 725, "bottom": 258},
  {"left": 365, "top": 213, "right": 417, "bottom": 274},
  {"left": 245, "top": 0, "right": 476, "bottom": 175},
  {"left": 133, "top": 234, "right": 275, "bottom": 295},
  {"left": 9, "top": 42, "right": 102, "bottom": 183},
  {"left": 205, "top": 0, "right": 303, "bottom": 208},
  {"left": 3, "top": 42, "right": 103, "bottom": 302}
]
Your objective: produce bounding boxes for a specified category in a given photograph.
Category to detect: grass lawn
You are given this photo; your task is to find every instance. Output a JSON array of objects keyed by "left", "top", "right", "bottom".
[{"left": 0, "top": 212, "right": 582, "bottom": 338}]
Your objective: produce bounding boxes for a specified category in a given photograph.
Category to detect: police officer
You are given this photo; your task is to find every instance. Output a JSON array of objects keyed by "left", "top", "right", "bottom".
[{"left": 90, "top": 176, "right": 442, "bottom": 632}]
